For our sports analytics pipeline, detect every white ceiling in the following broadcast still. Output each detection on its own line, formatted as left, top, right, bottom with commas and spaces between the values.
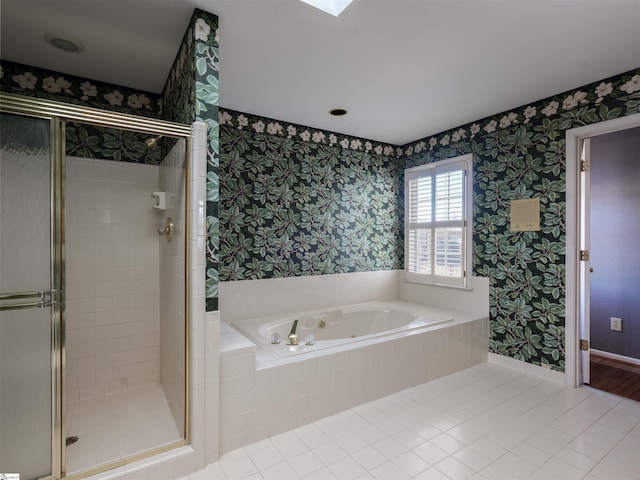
2, 0, 639, 145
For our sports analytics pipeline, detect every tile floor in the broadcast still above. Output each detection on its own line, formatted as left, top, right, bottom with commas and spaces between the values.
183, 363, 640, 480
66, 383, 182, 474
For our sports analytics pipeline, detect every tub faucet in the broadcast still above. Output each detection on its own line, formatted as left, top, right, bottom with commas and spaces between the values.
287, 319, 299, 345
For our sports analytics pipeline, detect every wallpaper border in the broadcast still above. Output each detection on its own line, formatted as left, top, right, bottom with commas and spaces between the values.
220, 108, 398, 155
401, 69, 640, 153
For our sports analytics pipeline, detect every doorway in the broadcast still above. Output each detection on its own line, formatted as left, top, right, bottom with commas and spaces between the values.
566, 113, 640, 391
584, 127, 640, 400
0, 94, 192, 479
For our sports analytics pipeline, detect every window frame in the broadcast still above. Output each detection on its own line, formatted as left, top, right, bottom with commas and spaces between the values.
404, 153, 473, 289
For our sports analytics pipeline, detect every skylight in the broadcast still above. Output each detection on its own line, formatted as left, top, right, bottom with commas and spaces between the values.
301, 0, 354, 17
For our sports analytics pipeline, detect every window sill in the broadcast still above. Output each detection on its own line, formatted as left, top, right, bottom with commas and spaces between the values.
401, 277, 474, 292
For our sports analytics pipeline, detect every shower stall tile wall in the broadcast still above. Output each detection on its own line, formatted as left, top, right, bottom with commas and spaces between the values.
65, 157, 162, 402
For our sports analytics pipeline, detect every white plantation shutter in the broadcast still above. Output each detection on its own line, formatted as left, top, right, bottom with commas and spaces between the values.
435, 170, 463, 221
408, 176, 432, 223
407, 228, 432, 274
405, 155, 472, 287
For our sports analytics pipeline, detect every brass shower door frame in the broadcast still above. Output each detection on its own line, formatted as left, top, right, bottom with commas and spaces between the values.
0, 92, 193, 480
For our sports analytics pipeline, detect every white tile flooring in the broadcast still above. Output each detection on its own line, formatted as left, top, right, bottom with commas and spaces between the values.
183, 363, 640, 480
66, 383, 182, 474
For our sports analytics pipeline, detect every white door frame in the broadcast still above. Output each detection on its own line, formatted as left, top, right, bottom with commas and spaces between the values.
578, 137, 591, 385
565, 112, 640, 388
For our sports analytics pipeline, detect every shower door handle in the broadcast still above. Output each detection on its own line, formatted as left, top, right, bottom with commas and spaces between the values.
0, 289, 59, 311
0, 291, 43, 301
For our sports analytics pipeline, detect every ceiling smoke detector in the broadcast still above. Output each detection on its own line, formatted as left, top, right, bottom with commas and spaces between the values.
44, 34, 84, 53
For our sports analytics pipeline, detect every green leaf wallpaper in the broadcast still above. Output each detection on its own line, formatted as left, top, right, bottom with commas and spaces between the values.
160, 8, 220, 310
219, 109, 404, 280
402, 68, 640, 371
65, 122, 162, 164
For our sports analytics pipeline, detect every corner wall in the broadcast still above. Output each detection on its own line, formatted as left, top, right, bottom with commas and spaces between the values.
401, 68, 640, 371
161, 9, 220, 312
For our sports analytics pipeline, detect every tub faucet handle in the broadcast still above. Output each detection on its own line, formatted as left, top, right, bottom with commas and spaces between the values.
287, 319, 299, 345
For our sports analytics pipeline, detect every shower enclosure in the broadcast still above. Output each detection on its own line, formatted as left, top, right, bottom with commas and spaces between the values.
0, 93, 192, 480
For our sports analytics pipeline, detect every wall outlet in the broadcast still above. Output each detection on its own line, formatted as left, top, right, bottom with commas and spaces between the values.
611, 317, 623, 332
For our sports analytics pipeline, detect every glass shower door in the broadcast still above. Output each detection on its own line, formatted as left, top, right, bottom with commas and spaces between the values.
0, 113, 59, 479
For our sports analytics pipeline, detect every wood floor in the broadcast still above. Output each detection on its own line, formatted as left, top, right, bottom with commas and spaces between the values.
589, 353, 640, 401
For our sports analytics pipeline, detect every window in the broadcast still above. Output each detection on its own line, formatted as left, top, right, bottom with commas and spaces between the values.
404, 154, 472, 288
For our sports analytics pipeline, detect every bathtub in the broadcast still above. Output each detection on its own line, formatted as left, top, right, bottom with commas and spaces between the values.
220, 299, 489, 453
231, 301, 454, 358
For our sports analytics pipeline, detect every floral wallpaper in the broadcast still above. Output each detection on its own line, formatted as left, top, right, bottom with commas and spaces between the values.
196, 13, 220, 311
219, 109, 403, 280
402, 68, 640, 371
1, 60, 161, 116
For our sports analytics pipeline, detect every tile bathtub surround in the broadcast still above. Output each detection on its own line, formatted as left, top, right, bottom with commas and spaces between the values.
65, 157, 162, 401
400, 276, 490, 317
182, 362, 640, 480
219, 316, 489, 455
218, 266, 490, 332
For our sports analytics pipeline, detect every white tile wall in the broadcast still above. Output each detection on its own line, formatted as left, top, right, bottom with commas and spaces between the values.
400, 276, 490, 317
220, 272, 490, 325
219, 270, 402, 324
66, 157, 161, 402
189, 121, 220, 469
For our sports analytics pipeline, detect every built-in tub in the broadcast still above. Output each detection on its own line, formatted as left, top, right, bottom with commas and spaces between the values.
220, 299, 489, 453
231, 301, 454, 358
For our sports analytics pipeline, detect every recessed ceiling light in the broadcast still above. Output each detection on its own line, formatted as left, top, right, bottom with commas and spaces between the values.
44, 33, 84, 53
301, 0, 354, 17
330, 108, 348, 116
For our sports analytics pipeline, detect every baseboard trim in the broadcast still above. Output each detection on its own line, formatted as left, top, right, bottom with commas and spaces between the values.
488, 353, 566, 385
590, 349, 640, 366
